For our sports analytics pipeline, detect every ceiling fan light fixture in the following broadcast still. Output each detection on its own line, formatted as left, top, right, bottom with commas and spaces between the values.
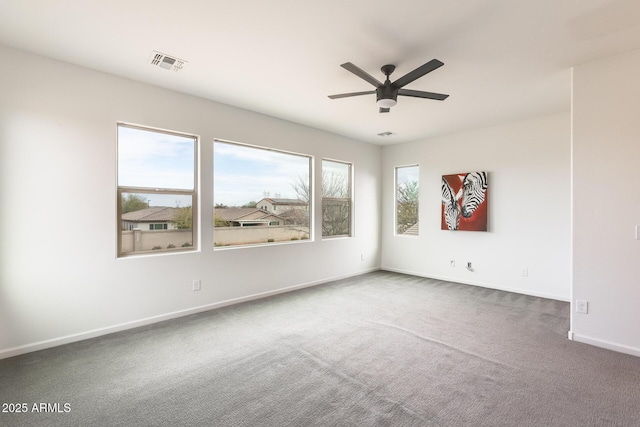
376, 98, 397, 109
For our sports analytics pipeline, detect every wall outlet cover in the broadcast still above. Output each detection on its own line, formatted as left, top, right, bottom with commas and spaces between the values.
575, 299, 588, 314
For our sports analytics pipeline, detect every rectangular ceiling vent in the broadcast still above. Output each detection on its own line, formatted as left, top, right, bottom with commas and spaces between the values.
149, 51, 187, 72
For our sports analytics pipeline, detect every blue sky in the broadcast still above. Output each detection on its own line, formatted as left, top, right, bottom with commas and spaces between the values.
396, 164, 419, 187
118, 126, 195, 207
119, 127, 337, 208
214, 141, 311, 207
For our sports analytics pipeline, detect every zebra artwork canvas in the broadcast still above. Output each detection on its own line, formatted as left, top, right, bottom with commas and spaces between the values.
441, 171, 488, 231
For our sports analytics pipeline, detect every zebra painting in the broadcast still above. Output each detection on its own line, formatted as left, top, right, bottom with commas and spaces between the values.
441, 171, 488, 231
441, 177, 462, 230
460, 172, 488, 218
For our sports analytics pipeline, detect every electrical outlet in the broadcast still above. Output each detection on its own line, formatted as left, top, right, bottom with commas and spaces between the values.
575, 299, 588, 314
522, 268, 528, 277
450, 260, 455, 267
466, 262, 473, 271
193, 280, 201, 291
361, 254, 364, 261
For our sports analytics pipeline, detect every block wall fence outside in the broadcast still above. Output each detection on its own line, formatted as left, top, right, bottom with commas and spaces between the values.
120, 226, 310, 254
121, 229, 193, 253
213, 226, 310, 247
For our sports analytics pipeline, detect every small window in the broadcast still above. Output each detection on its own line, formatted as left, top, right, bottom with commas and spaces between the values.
395, 165, 419, 236
322, 159, 352, 238
213, 139, 312, 247
117, 124, 197, 256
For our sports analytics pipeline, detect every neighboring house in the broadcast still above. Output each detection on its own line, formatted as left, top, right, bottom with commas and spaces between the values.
121, 206, 180, 231
215, 207, 284, 227
257, 198, 308, 214
403, 223, 419, 236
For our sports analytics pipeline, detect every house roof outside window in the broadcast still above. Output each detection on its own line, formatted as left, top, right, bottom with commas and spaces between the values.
403, 223, 419, 236
122, 206, 180, 223
215, 207, 284, 226
258, 198, 307, 207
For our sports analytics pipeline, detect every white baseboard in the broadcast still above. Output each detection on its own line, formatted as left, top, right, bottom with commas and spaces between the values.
569, 331, 640, 358
380, 266, 570, 302
0, 267, 379, 360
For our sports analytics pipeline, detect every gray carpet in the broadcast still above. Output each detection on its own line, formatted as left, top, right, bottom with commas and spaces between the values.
1, 271, 639, 426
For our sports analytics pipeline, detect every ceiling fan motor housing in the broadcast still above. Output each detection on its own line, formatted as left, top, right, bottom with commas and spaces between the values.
376, 85, 398, 108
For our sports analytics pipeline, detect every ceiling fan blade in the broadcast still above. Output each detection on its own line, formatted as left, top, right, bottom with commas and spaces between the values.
392, 59, 444, 89
328, 90, 375, 99
398, 88, 449, 101
340, 62, 383, 87
379, 107, 390, 113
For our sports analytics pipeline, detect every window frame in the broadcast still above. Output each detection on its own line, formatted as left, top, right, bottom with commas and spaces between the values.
321, 158, 353, 239
116, 122, 199, 257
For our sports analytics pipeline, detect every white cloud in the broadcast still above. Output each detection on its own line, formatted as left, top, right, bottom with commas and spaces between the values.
214, 141, 311, 206
118, 126, 195, 189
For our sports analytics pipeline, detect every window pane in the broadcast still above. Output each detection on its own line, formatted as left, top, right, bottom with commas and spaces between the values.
117, 123, 197, 257
120, 192, 194, 254
213, 140, 311, 247
322, 159, 352, 237
118, 125, 195, 190
396, 165, 419, 235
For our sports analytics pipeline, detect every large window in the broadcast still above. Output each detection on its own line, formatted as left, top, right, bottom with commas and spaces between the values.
395, 165, 419, 236
322, 159, 352, 238
117, 124, 197, 256
213, 139, 312, 247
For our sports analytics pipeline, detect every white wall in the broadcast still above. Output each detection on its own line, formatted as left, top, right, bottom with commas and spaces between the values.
571, 49, 640, 357
0, 45, 381, 358
381, 112, 571, 301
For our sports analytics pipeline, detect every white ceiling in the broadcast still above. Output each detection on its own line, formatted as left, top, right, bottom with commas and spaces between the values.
2, 0, 640, 145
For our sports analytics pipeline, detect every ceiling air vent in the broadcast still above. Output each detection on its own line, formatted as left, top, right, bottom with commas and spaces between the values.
149, 51, 187, 72
377, 131, 394, 137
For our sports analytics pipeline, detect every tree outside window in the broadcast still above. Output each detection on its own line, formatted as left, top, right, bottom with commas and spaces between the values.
321, 160, 352, 237
396, 165, 419, 235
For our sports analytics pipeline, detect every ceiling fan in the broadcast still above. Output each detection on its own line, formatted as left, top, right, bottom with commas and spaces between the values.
328, 59, 449, 113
